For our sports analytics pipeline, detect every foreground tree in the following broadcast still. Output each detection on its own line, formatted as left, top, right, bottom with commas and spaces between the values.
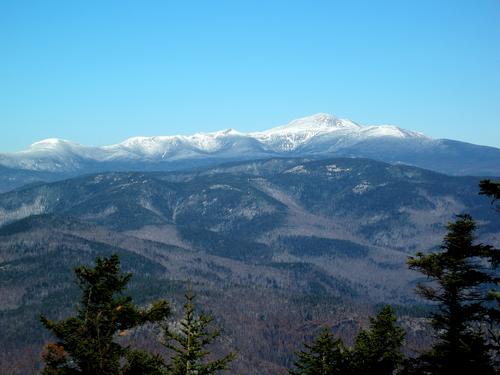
480, 179, 500, 367
407, 214, 499, 374
289, 328, 349, 375
480, 179, 500, 264
480, 179, 500, 211
40, 254, 170, 375
351, 305, 405, 375
121, 350, 166, 375
162, 289, 235, 375
289, 306, 404, 375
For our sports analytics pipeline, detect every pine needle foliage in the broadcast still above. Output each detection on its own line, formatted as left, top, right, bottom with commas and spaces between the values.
480, 179, 500, 211
289, 306, 405, 375
162, 288, 235, 375
351, 305, 405, 375
289, 328, 349, 375
40, 254, 170, 375
407, 214, 499, 374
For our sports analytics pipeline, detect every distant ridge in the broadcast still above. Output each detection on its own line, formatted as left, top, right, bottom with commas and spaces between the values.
0, 113, 499, 179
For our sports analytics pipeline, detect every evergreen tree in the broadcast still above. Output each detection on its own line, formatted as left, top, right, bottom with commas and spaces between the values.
351, 305, 405, 375
407, 214, 499, 374
288, 328, 349, 375
480, 179, 500, 367
479, 179, 500, 264
480, 179, 500, 211
122, 350, 167, 375
40, 254, 170, 375
162, 288, 235, 375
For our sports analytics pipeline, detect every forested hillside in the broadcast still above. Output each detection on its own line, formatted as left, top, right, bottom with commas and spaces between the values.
0, 158, 498, 373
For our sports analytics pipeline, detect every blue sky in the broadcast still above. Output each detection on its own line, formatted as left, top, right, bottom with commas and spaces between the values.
1, 0, 499, 152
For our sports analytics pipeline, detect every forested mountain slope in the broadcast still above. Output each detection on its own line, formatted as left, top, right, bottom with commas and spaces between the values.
0, 157, 498, 373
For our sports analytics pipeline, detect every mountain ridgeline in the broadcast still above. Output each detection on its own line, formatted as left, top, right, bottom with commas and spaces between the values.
1, 157, 499, 293
1, 113, 500, 192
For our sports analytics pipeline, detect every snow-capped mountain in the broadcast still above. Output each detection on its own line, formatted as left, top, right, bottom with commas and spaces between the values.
1, 113, 499, 180
250, 113, 426, 152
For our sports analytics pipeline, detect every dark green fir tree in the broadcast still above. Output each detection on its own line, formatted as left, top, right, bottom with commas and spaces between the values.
289, 328, 349, 375
480, 179, 500, 211
479, 179, 500, 367
40, 254, 170, 375
351, 305, 405, 375
162, 288, 235, 375
407, 214, 499, 374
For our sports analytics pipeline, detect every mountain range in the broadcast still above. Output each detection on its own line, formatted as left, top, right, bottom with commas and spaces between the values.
1, 114, 499, 373
1, 114, 500, 193
1, 157, 499, 373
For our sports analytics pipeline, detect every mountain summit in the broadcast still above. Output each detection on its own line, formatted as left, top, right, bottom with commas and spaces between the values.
260, 113, 361, 133
0, 113, 499, 179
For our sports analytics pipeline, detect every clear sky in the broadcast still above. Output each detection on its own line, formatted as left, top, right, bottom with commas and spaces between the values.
1, 0, 499, 152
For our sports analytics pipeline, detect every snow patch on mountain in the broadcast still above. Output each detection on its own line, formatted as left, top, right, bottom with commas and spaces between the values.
284, 165, 308, 174
326, 164, 351, 173
209, 184, 241, 191
0, 195, 47, 225
353, 182, 371, 194
359, 125, 427, 139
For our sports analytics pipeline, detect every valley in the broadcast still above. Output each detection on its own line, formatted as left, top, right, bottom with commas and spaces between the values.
0, 157, 498, 373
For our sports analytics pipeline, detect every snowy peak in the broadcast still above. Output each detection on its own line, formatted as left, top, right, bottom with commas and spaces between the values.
257, 113, 361, 136
279, 113, 341, 130
285, 113, 360, 130
249, 114, 365, 152
360, 125, 428, 139
112, 128, 247, 157
29, 138, 79, 150
0, 112, 446, 173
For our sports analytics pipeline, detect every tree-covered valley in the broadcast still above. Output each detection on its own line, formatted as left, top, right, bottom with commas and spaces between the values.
0, 157, 498, 374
